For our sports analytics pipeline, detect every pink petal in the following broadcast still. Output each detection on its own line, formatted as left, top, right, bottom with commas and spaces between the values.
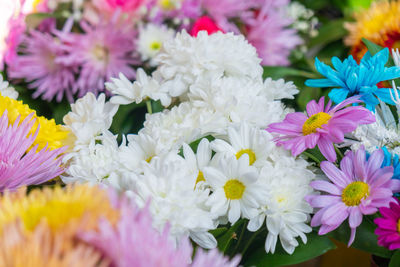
348, 227, 356, 246
310, 180, 342, 195
318, 137, 336, 162
308, 195, 341, 208
321, 202, 348, 226
340, 155, 354, 180
349, 207, 363, 228
365, 149, 384, 178
320, 161, 348, 188
306, 100, 322, 116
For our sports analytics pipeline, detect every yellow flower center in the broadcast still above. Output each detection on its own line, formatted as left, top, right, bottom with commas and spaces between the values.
397, 219, 400, 234
236, 149, 256, 165
302, 112, 332, 135
92, 45, 108, 63
150, 41, 162, 51
146, 156, 153, 163
223, 179, 245, 200
158, 0, 178, 10
342, 181, 369, 206
195, 170, 205, 185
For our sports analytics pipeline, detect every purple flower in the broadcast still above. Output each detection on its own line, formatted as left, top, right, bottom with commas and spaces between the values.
267, 96, 375, 162
7, 26, 77, 102
306, 147, 400, 246
80, 199, 240, 267
60, 19, 138, 98
0, 111, 66, 191
374, 200, 400, 250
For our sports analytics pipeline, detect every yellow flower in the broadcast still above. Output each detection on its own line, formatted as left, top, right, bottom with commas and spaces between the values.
0, 95, 70, 151
0, 184, 119, 235
0, 221, 107, 267
345, 1, 400, 61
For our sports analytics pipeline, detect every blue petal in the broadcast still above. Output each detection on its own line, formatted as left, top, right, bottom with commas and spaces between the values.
328, 88, 349, 104
374, 88, 396, 105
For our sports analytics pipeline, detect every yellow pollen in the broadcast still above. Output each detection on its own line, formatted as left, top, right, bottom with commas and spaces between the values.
223, 179, 245, 200
158, 0, 176, 10
342, 181, 369, 206
150, 41, 162, 51
397, 219, 400, 234
236, 149, 256, 165
146, 156, 154, 163
92, 45, 108, 63
195, 171, 205, 185
302, 112, 331, 135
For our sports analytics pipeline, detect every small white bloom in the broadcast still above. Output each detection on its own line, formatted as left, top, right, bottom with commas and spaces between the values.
263, 77, 298, 100
0, 74, 18, 99
106, 69, 171, 107
203, 155, 266, 224
137, 23, 175, 66
211, 122, 276, 168
248, 158, 315, 254
63, 93, 118, 146
133, 152, 217, 249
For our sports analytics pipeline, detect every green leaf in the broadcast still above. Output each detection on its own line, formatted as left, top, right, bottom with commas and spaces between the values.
362, 38, 395, 67
244, 231, 335, 267
329, 216, 393, 258
308, 19, 347, 48
263, 66, 318, 80
210, 227, 228, 239
217, 219, 246, 253
151, 100, 164, 113
389, 250, 400, 267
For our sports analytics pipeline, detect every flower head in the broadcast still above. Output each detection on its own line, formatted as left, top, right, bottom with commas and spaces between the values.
60, 19, 138, 97
306, 147, 400, 245
374, 200, 400, 250
305, 48, 400, 110
0, 111, 66, 191
7, 26, 77, 102
267, 96, 375, 162
190, 16, 223, 37
0, 74, 18, 99
0, 95, 70, 151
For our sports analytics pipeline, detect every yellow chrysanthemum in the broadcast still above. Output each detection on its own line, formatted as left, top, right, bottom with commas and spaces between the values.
0, 95, 70, 151
0, 184, 119, 235
0, 221, 107, 267
345, 0, 400, 61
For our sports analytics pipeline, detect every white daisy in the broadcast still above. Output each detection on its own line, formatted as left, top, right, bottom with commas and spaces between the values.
211, 122, 276, 168
0, 74, 18, 99
203, 155, 266, 224
105, 69, 171, 107
63, 92, 118, 146
133, 152, 217, 249
248, 158, 315, 254
137, 23, 175, 66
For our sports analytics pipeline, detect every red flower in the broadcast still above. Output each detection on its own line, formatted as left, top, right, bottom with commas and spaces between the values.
190, 16, 223, 37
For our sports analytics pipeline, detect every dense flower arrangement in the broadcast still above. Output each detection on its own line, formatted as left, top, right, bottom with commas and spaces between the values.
5, 0, 400, 266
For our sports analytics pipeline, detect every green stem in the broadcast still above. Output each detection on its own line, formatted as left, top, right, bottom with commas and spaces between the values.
334, 145, 344, 161
231, 221, 247, 256
302, 151, 321, 164
146, 100, 153, 114
241, 227, 266, 259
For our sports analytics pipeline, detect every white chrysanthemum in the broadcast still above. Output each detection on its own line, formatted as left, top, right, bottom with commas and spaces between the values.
248, 158, 315, 254
133, 153, 217, 249
106, 69, 171, 106
0, 74, 18, 99
263, 78, 298, 100
155, 30, 263, 97
188, 76, 287, 128
211, 123, 276, 168
63, 93, 118, 146
62, 131, 135, 191
137, 23, 175, 66
203, 155, 266, 224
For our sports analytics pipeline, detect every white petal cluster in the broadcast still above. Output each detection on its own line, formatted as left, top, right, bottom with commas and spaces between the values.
0, 74, 18, 99
64, 31, 316, 253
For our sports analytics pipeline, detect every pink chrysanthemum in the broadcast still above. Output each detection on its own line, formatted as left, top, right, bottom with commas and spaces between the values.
374, 200, 400, 250
60, 19, 138, 97
7, 26, 77, 102
190, 16, 223, 37
267, 96, 375, 162
306, 147, 400, 246
245, 1, 303, 66
0, 111, 66, 191
80, 199, 240, 267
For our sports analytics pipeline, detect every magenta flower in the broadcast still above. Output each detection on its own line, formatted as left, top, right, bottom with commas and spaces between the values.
80, 199, 240, 267
267, 96, 375, 162
7, 26, 77, 102
374, 200, 400, 250
306, 147, 400, 246
59, 19, 138, 97
0, 111, 66, 191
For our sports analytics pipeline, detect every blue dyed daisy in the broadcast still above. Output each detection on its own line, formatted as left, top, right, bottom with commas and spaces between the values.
381, 147, 400, 182
305, 48, 400, 110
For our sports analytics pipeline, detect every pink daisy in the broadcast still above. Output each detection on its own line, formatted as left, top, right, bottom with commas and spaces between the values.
80, 199, 240, 267
0, 111, 66, 191
306, 147, 400, 246
267, 96, 375, 162
60, 19, 138, 97
374, 200, 400, 250
7, 26, 77, 102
